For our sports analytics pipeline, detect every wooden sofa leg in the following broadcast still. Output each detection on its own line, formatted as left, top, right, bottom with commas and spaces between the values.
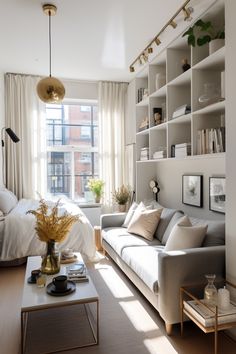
165, 323, 173, 335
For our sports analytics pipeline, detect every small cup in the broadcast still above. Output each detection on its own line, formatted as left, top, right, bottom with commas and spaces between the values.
31, 269, 41, 282
53, 275, 68, 292
63, 248, 74, 258
36, 274, 47, 288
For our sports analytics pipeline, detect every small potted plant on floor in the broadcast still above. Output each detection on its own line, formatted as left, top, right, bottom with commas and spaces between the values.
87, 178, 104, 203
182, 19, 225, 54
113, 185, 131, 212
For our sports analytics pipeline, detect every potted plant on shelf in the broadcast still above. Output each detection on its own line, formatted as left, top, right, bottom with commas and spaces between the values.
113, 185, 131, 212
87, 178, 104, 203
182, 19, 225, 54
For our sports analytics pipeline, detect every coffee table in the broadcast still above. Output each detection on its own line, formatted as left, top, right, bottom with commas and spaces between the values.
21, 254, 99, 354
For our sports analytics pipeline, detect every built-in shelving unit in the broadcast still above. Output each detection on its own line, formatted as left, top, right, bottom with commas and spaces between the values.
135, 2, 225, 164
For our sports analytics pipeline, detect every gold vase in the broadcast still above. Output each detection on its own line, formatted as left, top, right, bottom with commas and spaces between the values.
41, 240, 60, 275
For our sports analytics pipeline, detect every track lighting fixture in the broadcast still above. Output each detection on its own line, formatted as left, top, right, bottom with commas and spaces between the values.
129, 0, 193, 73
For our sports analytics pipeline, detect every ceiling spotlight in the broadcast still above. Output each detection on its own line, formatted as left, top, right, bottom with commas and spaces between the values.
130, 66, 135, 73
155, 37, 161, 45
148, 47, 153, 54
183, 6, 193, 21
37, 4, 65, 104
169, 20, 177, 29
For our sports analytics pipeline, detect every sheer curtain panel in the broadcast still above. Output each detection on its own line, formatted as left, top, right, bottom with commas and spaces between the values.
4, 73, 46, 199
98, 81, 128, 209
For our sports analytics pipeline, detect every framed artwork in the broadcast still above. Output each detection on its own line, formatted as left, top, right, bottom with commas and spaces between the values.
182, 175, 203, 207
209, 177, 226, 213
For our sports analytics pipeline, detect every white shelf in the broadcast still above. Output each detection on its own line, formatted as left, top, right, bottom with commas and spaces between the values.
193, 100, 225, 115
168, 113, 191, 124
136, 97, 149, 107
136, 129, 149, 136
193, 46, 225, 71
150, 122, 167, 131
150, 85, 167, 98
168, 69, 191, 87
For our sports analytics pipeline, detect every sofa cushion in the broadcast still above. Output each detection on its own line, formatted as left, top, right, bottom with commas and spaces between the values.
122, 202, 138, 227
164, 216, 208, 251
154, 208, 180, 242
127, 207, 162, 241
102, 227, 162, 257
189, 217, 225, 246
121, 245, 164, 293
161, 211, 185, 245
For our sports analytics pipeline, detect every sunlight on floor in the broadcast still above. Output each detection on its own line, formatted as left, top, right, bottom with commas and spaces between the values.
144, 337, 178, 354
96, 263, 134, 298
119, 299, 158, 332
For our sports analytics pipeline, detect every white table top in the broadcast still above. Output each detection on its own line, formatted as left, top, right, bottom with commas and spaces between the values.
21, 254, 99, 312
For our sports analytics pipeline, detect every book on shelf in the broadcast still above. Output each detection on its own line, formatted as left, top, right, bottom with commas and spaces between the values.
172, 104, 191, 119
197, 127, 225, 155
153, 150, 166, 159
174, 143, 191, 158
183, 300, 236, 327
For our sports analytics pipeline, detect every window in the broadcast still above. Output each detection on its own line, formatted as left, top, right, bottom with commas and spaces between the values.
46, 103, 98, 202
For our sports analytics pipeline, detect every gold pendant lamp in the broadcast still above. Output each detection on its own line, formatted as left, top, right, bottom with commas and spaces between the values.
37, 4, 65, 103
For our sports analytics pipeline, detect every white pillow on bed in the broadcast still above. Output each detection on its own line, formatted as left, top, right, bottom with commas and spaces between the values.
0, 189, 18, 214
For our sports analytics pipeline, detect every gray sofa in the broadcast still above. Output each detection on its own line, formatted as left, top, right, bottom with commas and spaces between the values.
101, 205, 225, 334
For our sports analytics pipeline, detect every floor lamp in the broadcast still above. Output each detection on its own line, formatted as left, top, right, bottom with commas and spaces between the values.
1, 127, 20, 186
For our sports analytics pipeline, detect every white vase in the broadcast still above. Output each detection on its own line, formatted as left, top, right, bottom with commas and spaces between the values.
209, 39, 225, 55
118, 204, 126, 212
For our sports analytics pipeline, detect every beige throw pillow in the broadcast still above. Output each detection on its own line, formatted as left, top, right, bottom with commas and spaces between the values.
127, 207, 163, 241
164, 215, 208, 251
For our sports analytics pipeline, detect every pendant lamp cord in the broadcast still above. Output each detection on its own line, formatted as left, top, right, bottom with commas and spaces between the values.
49, 10, 52, 77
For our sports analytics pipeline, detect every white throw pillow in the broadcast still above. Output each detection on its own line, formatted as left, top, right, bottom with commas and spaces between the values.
0, 189, 18, 214
127, 207, 163, 241
164, 215, 208, 251
122, 202, 138, 227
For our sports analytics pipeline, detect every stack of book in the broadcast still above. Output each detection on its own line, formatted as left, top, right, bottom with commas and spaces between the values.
197, 127, 225, 155
174, 143, 191, 158
153, 149, 166, 159
66, 262, 89, 282
140, 147, 149, 161
172, 104, 191, 119
137, 88, 145, 103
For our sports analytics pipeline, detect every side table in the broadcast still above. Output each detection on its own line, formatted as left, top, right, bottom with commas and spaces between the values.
180, 282, 236, 354
94, 226, 103, 252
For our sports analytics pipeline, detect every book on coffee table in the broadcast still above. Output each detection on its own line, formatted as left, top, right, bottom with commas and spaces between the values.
66, 262, 89, 282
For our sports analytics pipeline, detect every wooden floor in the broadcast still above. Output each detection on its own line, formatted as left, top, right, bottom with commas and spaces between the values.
0, 257, 236, 354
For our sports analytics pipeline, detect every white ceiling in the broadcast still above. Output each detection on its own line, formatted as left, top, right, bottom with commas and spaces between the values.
0, 0, 185, 82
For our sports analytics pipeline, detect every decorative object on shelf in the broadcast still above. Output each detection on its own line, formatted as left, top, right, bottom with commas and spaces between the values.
209, 177, 225, 214
149, 180, 160, 201
138, 88, 146, 103
87, 178, 105, 203
182, 175, 203, 207
182, 18, 225, 51
153, 147, 166, 160
139, 117, 149, 131
112, 185, 131, 212
155, 72, 166, 91
142, 88, 149, 100
140, 147, 149, 161
181, 58, 191, 72
204, 274, 218, 306
27, 199, 79, 275
175, 142, 191, 158
129, 0, 194, 72
218, 286, 230, 311
198, 83, 221, 108
153, 108, 162, 125
172, 104, 191, 119
37, 4, 65, 103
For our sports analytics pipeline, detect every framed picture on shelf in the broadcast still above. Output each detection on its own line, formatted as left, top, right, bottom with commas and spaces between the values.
209, 177, 226, 213
182, 175, 203, 207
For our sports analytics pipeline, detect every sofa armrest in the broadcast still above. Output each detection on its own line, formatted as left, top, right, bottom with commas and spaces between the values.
101, 213, 126, 229
158, 245, 225, 325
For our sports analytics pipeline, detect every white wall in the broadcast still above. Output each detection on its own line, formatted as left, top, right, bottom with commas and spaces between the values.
225, 0, 236, 338
136, 157, 225, 220
0, 71, 5, 187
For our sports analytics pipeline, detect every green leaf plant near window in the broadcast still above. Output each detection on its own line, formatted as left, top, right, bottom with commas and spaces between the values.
112, 185, 131, 212
182, 19, 225, 47
87, 179, 104, 203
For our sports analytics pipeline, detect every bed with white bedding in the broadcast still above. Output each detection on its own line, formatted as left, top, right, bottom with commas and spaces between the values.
0, 194, 97, 263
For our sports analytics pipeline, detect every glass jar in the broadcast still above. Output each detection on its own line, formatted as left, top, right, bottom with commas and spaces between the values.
41, 240, 60, 275
204, 274, 218, 306
198, 83, 220, 108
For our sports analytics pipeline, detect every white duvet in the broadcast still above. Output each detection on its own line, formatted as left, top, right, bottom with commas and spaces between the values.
0, 199, 97, 261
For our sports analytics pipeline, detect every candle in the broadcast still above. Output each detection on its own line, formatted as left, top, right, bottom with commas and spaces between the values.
218, 286, 230, 310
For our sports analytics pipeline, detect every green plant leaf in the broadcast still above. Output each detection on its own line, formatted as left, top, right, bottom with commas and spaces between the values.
182, 27, 194, 37
188, 34, 195, 47
197, 35, 211, 46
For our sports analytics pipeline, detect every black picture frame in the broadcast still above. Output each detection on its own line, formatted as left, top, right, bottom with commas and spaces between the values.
209, 177, 226, 214
182, 175, 203, 207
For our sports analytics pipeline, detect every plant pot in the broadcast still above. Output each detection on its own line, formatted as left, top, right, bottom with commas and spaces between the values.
95, 196, 101, 203
118, 204, 126, 212
209, 39, 225, 55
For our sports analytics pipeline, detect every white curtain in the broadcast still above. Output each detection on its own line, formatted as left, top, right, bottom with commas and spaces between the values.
98, 81, 128, 208
4, 73, 46, 199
